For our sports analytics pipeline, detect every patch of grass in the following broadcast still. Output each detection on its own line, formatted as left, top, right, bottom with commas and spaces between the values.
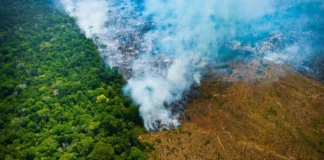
273, 104, 281, 109
274, 120, 280, 126
178, 126, 183, 133
155, 138, 161, 144
284, 113, 289, 122
274, 90, 281, 97
205, 139, 211, 146
217, 151, 223, 160
204, 93, 213, 99
267, 107, 277, 116
296, 126, 317, 149
144, 142, 155, 152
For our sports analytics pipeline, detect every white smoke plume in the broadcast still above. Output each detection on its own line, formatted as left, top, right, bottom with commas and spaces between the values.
59, 0, 324, 130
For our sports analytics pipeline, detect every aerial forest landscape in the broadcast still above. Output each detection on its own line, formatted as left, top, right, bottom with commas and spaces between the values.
0, 0, 323, 159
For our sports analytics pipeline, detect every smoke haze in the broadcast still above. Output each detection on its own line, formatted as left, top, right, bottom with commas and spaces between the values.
59, 0, 324, 131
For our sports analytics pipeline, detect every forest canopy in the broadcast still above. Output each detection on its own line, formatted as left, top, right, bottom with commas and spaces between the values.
0, 0, 147, 159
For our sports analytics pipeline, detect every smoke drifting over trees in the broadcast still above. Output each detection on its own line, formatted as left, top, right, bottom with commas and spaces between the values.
59, 0, 324, 131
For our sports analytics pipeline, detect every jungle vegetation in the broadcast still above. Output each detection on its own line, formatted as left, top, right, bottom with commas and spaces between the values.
0, 0, 147, 159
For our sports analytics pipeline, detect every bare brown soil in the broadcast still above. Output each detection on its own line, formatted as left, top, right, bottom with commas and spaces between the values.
140, 72, 324, 160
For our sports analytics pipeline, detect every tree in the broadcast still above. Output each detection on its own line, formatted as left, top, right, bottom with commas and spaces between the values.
89, 141, 115, 160
74, 137, 94, 156
128, 147, 146, 160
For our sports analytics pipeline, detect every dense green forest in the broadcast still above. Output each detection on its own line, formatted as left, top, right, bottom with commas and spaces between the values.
0, 0, 147, 159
